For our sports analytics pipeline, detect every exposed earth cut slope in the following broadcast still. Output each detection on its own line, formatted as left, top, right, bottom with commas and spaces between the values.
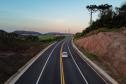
75, 29, 126, 76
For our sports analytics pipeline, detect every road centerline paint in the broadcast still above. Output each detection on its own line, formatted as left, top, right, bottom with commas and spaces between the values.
60, 42, 65, 84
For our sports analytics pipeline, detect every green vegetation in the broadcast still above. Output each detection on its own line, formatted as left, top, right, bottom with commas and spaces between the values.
0, 30, 65, 47
39, 35, 54, 40
25, 36, 39, 41
121, 76, 126, 84
0, 30, 65, 83
76, 45, 98, 61
0, 38, 49, 83
84, 52, 97, 61
39, 35, 65, 42
75, 2, 126, 38
0, 30, 48, 83
74, 28, 122, 39
39, 35, 55, 42
0, 30, 65, 50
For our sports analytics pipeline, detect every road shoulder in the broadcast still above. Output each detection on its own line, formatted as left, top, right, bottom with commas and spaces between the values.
72, 40, 119, 84
4, 42, 56, 84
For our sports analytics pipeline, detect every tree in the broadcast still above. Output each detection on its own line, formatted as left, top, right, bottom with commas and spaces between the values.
114, 3, 126, 27
86, 5, 97, 25
97, 4, 112, 16
82, 3, 126, 37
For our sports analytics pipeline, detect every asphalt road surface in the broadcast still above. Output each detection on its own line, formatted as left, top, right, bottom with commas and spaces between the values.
15, 37, 107, 84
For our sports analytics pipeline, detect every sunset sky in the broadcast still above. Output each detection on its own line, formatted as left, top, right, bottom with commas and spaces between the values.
0, 0, 125, 33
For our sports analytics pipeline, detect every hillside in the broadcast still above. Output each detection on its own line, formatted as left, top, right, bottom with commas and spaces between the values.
75, 28, 126, 84
45, 32, 71, 36
14, 30, 42, 36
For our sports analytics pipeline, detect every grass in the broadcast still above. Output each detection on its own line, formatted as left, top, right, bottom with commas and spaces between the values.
39, 35, 55, 41
74, 27, 123, 39
85, 28, 119, 37
74, 27, 126, 84
0, 34, 65, 83
84, 51, 98, 60
92, 27, 122, 33
77, 46, 98, 61
75, 43, 126, 84
38, 35, 65, 42
121, 76, 126, 84
0, 38, 49, 83
38, 35, 56, 42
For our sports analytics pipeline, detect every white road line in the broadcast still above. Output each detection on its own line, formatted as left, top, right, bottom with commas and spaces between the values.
4, 42, 57, 84
35, 41, 62, 84
79, 55, 108, 84
75, 49, 108, 84
68, 45, 89, 84
71, 40, 109, 84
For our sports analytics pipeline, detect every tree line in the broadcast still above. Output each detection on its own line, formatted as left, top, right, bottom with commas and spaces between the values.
77, 3, 126, 37
0, 30, 39, 44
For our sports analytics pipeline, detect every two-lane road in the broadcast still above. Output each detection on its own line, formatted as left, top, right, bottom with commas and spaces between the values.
14, 37, 107, 84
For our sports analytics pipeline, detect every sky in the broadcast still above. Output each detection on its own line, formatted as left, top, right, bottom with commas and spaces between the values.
0, 0, 125, 33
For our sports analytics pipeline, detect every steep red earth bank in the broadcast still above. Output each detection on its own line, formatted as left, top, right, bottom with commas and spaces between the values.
75, 29, 126, 77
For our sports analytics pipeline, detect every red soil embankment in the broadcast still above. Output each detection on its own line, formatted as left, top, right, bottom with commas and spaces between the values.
75, 30, 126, 76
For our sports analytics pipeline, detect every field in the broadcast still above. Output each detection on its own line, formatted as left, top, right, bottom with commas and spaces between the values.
39, 35, 65, 42
39, 35, 55, 41
0, 37, 50, 83
0, 31, 65, 83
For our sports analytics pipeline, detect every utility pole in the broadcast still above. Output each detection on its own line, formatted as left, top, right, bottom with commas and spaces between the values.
68, 28, 69, 33
65, 29, 66, 33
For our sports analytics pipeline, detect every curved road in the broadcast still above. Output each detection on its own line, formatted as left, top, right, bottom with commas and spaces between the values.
14, 37, 107, 84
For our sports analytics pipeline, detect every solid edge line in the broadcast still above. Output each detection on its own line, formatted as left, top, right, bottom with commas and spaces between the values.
72, 39, 119, 84
60, 42, 65, 84
67, 44, 89, 84
35, 41, 62, 84
4, 42, 57, 84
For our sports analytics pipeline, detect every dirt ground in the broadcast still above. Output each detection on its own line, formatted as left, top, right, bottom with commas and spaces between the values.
0, 41, 49, 83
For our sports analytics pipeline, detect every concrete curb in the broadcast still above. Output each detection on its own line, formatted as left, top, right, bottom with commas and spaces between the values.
4, 42, 56, 84
72, 40, 119, 84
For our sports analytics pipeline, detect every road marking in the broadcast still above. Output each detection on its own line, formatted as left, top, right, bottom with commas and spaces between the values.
71, 40, 108, 84
68, 45, 89, 84
5, 42, 57, 84
79, 55, 108, 84
60, 42, 65, 84
35, 41, 62, 84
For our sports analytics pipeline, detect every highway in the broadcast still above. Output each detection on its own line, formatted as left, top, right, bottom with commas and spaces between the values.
15, 37, 107, 84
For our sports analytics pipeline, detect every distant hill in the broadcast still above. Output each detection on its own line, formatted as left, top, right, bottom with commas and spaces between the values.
14, 30, 42, 36
0, 30, 7, 34
45, 32, 71, 36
